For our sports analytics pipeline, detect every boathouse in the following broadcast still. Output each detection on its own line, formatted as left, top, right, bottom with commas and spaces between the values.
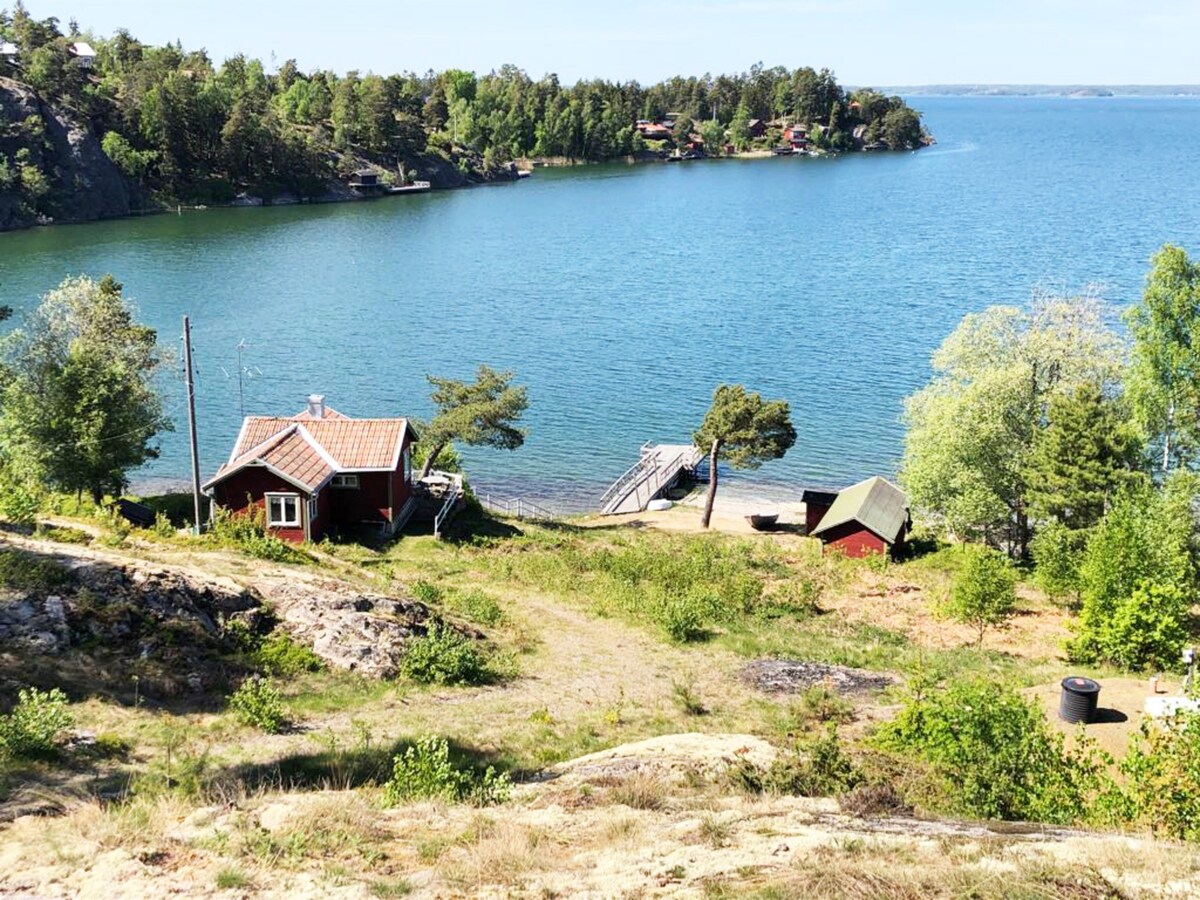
203, 395, 416, 543
348, 169, 381, 191
810, 476, 909, 558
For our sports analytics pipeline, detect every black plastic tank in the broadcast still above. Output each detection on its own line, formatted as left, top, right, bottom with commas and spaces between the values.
1059, 676, 1100, 724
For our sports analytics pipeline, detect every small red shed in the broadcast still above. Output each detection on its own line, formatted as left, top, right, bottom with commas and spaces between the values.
810, 476, 909, 558
203, 395, 417, 543
800, 488, 839, 535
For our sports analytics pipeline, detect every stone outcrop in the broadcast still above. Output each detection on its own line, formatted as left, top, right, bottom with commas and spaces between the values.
0, 76, 132, 231
0, 542, 449, 698
253, 581, 439, 679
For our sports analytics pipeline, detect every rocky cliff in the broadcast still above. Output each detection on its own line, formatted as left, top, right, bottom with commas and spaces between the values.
0, 76, 132, 231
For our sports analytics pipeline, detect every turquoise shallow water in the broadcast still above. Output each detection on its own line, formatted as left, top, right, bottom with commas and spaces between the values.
1, 96, 1199, 510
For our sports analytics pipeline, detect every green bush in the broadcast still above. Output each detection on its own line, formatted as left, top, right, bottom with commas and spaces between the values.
1030, 519, 1085, 606
400, 624, 490, 685
729, 727, 861, 797
382, 735, 510, 806
227, 676, 287, 733
410, 580, 444, 605
943, 545, 1016, 647
255, 632, 325, 675
0, 687, 73, 759
210, 506, 310, 564
874, 678, 1105, 824
1097, 582, 1191, 672
0, 470, 42, 527
657, 595, 708, 642
1109, 710, 1200, 841
0, 548, 71, 590
448, 589, 504, 626
1071, 478, 1197, 667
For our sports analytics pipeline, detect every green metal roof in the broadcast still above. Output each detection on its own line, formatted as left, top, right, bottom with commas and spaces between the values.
811, 476, 908, 543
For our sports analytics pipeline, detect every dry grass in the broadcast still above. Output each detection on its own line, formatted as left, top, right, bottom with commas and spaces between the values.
436, 818, 558, 892
602, 771, 672, 811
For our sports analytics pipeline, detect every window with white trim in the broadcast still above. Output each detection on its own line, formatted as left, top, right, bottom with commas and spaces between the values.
308, 493, 319, 523
266, 493, 300, 527
402, 447, 411, 482
331, 474, 360, 489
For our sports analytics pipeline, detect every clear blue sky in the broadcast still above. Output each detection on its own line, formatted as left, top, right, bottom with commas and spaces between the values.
25, 0, 1199, 85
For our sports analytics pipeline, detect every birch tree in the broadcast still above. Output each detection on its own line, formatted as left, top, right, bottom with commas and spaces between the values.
1126, 244, 1200, 473
902, 295, 1124, 556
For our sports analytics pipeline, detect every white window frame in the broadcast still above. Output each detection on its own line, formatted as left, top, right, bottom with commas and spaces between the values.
332, 473, 360, 489
265, 492, 301, 527
402, 447, 411, 482
308, 493, 319, 523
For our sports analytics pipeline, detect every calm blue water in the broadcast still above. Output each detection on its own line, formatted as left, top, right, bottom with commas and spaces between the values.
1, 97, 1199, 510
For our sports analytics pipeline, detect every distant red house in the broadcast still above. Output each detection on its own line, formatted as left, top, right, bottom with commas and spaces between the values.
203, 395, 416, 543
784, 125, 809, 149
636, 121, 673, 141
810, 476, 909, 558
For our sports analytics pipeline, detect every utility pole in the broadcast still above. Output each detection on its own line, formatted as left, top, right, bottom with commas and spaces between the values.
183, 315, 203, 535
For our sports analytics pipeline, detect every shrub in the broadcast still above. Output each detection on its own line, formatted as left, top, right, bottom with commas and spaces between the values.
874, 678, 1106, 824
1071, 477, 1197, 666
255, 631, 325, 675
1030, 519, 1085, 606
382, 735, 510, 806
0, 466, 42, 527
672, 677, 707, 716
0, 548, 71, 590
657, 595, 708, 642
410, 580, 443, 605
448, 589, 504, 626
943, 545, 1016, 646
210, 505, 309, 564
729, 727, 862, 798
1098, 582, 1191, 672
758, 578, 822, 619
227, 676, 286, 733
400, 623, 489, 685
0, 687, 73, 759
1111, 710, 1200, 841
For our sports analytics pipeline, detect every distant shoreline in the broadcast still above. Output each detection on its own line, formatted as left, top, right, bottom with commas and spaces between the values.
875, 84, 1200, 98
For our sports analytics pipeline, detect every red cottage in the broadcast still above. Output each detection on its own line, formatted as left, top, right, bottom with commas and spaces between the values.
810, 476, 909, 558
203, 395, 417, 543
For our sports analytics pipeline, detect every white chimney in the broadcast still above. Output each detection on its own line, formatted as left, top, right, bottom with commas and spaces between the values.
307, 394, 326, 419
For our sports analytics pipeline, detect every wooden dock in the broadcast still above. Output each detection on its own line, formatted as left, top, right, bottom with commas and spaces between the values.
599, 443, 703, 515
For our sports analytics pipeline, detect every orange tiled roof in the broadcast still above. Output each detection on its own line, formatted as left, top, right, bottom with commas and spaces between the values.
204, 406, 410, 493
292, 405, 349, 421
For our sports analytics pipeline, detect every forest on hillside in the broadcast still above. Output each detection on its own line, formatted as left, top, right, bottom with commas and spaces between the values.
0, 3, 926, 219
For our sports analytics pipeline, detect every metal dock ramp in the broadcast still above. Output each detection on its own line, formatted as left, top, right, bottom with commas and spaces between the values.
599, 443, 703, 515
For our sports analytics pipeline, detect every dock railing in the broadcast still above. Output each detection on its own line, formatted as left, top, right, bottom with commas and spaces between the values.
480, 494, 557, 521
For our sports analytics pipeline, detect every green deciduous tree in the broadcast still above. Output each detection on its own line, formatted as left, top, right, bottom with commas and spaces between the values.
945, 545, 1017, 646
0, 275, 172, 504
1126, 244, 1200, 473
902, 296, 1124, 556
698, 118, 725, 154
418, 365, 528, 479
693, 384, 796, 529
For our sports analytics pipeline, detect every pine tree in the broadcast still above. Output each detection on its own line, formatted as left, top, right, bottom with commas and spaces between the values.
1025, 382, 1143, 531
